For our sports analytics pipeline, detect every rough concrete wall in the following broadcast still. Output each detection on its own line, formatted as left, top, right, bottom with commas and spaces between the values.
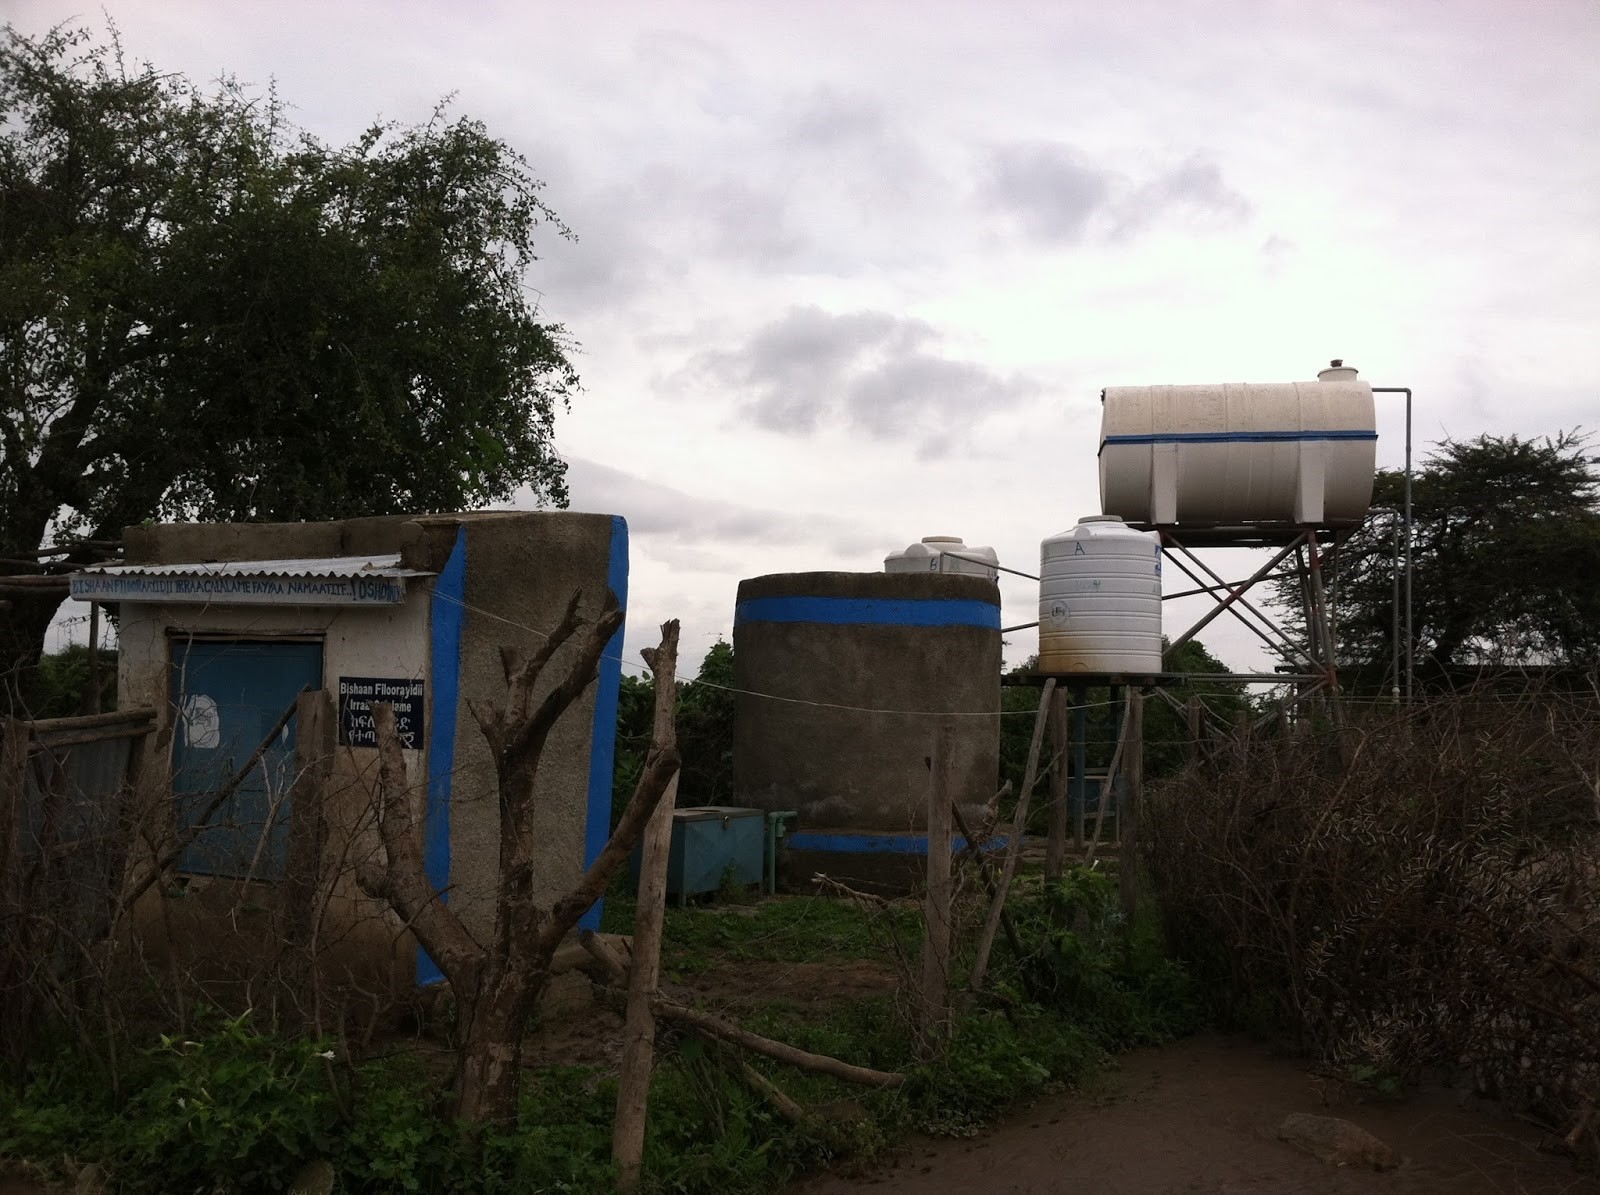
123, 515, 432, 567
440, 512, 619, 944
732, 571, 1001, 833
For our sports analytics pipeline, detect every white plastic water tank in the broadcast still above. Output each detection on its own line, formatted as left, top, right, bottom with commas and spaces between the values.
1038, 517, 1163, 674
884, 536, 1000, 580
1098, 361, 1377, 528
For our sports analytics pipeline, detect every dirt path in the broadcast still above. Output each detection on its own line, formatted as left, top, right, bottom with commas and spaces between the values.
793, 1035, 1597, 1195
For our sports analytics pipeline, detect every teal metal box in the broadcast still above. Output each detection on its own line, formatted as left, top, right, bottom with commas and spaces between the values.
631, 806, 765, 904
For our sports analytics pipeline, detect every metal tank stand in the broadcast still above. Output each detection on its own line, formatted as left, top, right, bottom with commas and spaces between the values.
1151, 524, 1345, 728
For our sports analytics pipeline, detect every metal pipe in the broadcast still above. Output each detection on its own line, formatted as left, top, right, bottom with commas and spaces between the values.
1373, 387, 1413, 698
936, 550, 1039, 581
1000, 621, 1040, 634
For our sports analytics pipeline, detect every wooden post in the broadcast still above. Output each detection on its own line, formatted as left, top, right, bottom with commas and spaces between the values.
1044, 688, 1068, 880
1185, 696, 1203, 765
0, 720, 31, 906
969, 680, 1053, 995
87, 602, 101, 714
1119, 688, 1144, 931
285, 689, 334, 949
918, 724, 955, 1052
613, 621, 682, 1193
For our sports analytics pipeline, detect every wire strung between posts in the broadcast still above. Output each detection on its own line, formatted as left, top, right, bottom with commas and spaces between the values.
430, 590, 1124, 719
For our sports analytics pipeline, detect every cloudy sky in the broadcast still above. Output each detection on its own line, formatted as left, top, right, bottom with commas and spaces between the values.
22, 0, 1600, 675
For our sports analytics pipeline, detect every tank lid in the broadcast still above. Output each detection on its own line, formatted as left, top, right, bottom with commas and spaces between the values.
920, 535, 963, 543
1076, 514, 1123, 524
1317, 359, 1359, 382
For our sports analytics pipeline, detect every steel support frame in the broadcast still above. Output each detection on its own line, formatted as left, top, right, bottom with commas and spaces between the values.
1158, 526, 1343, 726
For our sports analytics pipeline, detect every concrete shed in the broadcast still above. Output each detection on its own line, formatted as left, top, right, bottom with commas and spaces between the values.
70, 511, 627, 997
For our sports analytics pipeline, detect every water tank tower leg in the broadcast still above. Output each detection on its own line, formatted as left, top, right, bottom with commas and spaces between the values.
1045, 689, 1069, 880
1070, 687, 1089, 849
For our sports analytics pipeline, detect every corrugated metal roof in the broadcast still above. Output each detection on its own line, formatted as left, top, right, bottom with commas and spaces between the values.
81, 554, 432, 578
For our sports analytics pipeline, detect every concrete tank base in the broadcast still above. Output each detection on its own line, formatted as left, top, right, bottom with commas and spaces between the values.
733, 570, 1002, 888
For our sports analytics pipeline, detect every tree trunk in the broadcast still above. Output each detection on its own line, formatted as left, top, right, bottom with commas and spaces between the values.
0, 591, 65, 716
454, 963, 545, 1126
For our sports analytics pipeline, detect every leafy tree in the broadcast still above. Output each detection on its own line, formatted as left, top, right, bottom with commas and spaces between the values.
1326, 432, 1600, 685
675, 638, 735, 805
0, 24, 578, 706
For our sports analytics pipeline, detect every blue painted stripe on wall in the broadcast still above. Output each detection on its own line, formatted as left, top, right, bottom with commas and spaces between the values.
786, 831, 1009, 855
579, 516, 630, 933
1101, 429, 1378, 448
419, 526, 468, 987
734, 596, 1001, 630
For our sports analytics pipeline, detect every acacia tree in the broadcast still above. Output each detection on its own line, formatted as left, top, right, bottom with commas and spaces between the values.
1326, 432, 1600, 685
0, 24, 577, 705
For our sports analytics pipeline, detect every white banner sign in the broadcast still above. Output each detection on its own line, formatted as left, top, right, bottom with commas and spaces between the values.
70, 571, 407, 606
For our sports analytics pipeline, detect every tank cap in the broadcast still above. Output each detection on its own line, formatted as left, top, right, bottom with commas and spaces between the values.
920, 535, 963, 543
1317, 360, 1359, 382
1077, 514, 1123, 523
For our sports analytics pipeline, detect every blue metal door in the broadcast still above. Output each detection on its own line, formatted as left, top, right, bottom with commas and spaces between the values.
170, 640, 323, 879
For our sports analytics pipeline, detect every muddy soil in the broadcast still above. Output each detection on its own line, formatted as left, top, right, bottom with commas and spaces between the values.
793, 1035, 1597, 1195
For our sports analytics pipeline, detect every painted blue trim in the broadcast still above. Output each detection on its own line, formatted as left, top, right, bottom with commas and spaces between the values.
734, 596, 1000, 631
786, 832, 1008, 855
579, 516, 629, 933
1101, 429, 1378, 448
419, 527, 467, 987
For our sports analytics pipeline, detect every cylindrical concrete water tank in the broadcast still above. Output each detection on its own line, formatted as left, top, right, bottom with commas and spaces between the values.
1038, 516, 1163, 674
733, 571, 1001, 834
884, 535, 1000, 580
1099, 362, 1377, 527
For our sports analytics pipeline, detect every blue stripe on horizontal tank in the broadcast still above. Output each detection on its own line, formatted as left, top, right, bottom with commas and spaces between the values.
1100, 429, 1379, 450
786, 832, 1009, 855
734, 596, 1001, 630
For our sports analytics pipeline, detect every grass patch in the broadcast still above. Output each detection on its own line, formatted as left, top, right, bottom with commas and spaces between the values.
4, 870, 1203, 1193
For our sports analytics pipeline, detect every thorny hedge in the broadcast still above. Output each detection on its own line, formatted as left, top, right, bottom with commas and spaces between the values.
1145, 681, 1600, 1165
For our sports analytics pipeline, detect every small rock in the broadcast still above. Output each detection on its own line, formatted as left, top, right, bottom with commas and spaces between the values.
1277, 1112, 1400, 1170
288, 1158, 336, 1195
74, 1162, 110, 1195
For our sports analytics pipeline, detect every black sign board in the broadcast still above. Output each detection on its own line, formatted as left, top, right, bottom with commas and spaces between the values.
338, 676, 425, 749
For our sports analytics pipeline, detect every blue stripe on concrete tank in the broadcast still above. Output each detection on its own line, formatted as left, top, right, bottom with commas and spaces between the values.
579, 515, 629, 933
420, 525, 467, 987
734, 595, 1001, 631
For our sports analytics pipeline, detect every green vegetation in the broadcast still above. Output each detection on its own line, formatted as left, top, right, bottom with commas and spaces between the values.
1, 22, 577, 705
1306, 431, 1600, 685
614, 639, 737, 813
22, 643, 118, 719
3, 873, 1201, 1193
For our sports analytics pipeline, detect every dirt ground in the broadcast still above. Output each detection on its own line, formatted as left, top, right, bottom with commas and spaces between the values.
792, 1035, 1598, 1195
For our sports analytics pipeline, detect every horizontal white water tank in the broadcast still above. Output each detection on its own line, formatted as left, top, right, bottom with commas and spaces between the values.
884, 536, 1000, 580
1038, 517, 1163, 674
1099, 361, 1377, 528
